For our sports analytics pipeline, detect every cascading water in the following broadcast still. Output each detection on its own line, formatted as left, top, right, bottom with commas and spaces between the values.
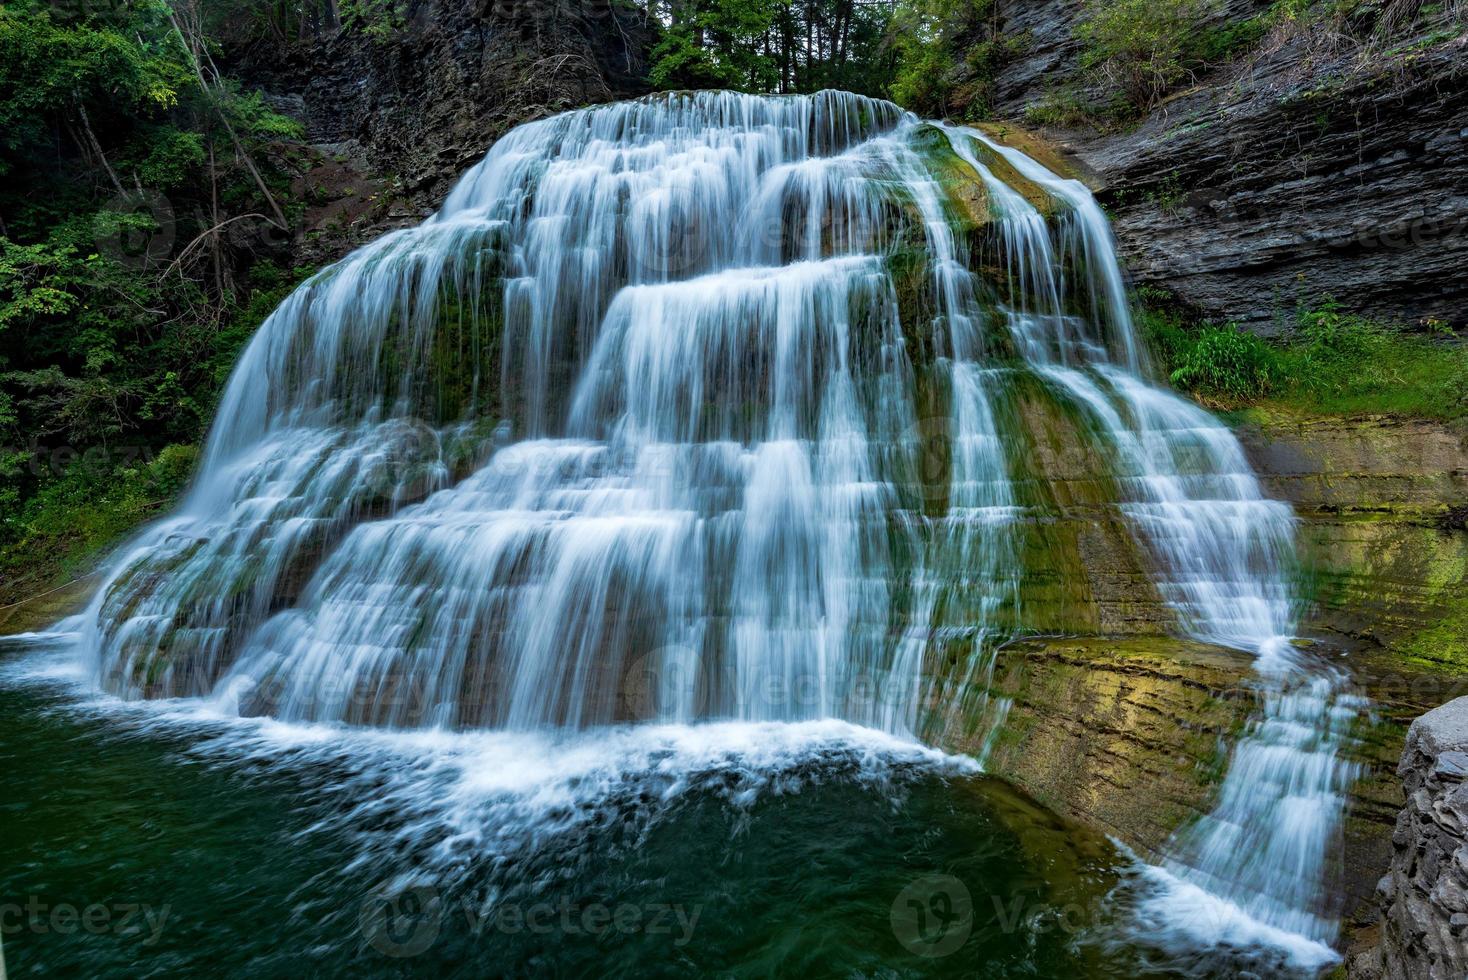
946, 123, 1363, 965
75, 90, 1359, 970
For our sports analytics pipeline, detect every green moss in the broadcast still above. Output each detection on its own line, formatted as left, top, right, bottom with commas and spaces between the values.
1298, 510, 1468, 676
954, 636, 1258, 859
1400, 602, 1468, 674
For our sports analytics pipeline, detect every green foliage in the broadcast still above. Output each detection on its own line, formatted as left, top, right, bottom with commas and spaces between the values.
1143, 294, 1468, 420
0, 0, 314, 594
0, 2, 193, 175
1168, 325, 1278, 399
0, 239, 79, 330
649, 0, 782, 90
646, 0, 911, 97
1275, 301, 1468, 419
337, 0, 406, 42
1190, 13, 1272, 62
0, 442, 199, 603
640, 0, 1027, 111
887, 0, 1027, 118
887, 0, 966, 113
1076, 0, 1219, 110
1071, 0, 1467, 118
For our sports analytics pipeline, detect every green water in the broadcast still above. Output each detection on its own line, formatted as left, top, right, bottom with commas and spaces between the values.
1, 638, 1199, 978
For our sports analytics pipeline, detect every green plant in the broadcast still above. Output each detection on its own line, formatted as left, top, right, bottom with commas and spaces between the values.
1144, 291, 1468, 421
1076, 0, 1219, 109
338, 0, 406, 42
0, 442, 200, 604
647, 0, 899, 96
0, 0, 318, 601
1023, 87, 1098, 127
887, 0, 1019, 117
1168, 324, 1278, 400
1145, 170, 1188, 214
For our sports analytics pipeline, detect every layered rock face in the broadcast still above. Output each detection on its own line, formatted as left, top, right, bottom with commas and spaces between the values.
959, 412, 1468, 925
1086, 44, 1468, 333
947, 636, 1260, 855
1350, 697, 1468, 980
224, 0, 652, 265
1239, 415, 1468, 675
986, 2, 1468, 331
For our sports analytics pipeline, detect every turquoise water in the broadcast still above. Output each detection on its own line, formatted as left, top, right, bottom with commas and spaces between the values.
0, 635, 1224, 979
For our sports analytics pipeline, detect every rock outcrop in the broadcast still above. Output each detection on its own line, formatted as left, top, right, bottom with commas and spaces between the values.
1238, 413, 1468, 674
949, 636, 1261, 854
1086, 43, 1468, 333
1350, 696, 1468, 980
983, 2, 1468, 331
223, 0, 652, 265
276, 0, 650, 200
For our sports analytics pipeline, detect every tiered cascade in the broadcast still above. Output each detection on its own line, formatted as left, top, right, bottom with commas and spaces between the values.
80, 91, 1357, 958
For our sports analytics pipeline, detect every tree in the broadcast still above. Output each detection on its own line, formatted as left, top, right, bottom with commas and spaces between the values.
644, 0, 900, 95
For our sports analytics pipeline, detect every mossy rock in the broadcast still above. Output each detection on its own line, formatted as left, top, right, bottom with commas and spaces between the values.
973, 121, 1096, 191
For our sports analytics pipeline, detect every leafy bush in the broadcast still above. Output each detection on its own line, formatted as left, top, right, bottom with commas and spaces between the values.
1076, 0, 1219, 109
1278, 300, 1468, 418
1168, 324, 1278, 400
0, 0, 314, 594
0, 442, 199, 604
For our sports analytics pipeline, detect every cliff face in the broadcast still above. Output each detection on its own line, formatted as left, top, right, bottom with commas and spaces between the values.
277, 1, 650, 199
1349, 697, 1468, 980
986, 3, 1468, 332
223, 0, 652, 266
234, 2, 1467, 334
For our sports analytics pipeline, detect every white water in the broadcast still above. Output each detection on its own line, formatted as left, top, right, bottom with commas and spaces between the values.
73, 91, 1360, 970
4, 629, 975, 900
951, 123, 1363, 962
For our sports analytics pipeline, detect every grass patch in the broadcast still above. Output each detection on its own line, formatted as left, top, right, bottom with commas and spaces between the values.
1139, 293, 1468, 421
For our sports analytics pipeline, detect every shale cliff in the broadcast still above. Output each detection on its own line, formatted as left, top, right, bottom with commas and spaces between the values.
982, 0, 1468, 333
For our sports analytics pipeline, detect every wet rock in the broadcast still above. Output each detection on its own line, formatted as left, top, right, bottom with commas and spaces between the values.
939, 635, 1262, 857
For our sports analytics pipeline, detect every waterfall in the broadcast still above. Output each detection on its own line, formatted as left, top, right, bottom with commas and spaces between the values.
78, 90, 1357, 966
949, 123, 1362, 963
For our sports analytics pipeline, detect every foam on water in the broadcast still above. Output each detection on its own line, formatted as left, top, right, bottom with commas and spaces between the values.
4, 636, 975, 894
